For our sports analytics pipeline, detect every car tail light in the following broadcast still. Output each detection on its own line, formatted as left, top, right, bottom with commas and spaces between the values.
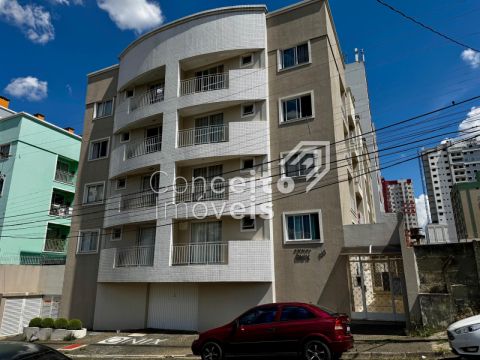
335, 319, 345, 334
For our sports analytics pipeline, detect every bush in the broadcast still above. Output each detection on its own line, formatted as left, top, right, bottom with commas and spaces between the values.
54, 318, 69, 329
29, 317, 42, 327
67, 319, 82, 330
41, 318, 55, 328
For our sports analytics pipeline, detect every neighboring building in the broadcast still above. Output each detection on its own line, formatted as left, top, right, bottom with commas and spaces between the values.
0, 100, 81, 264
382, 178, 418, 229
345, 49, 385, 221
0, 96, 15, 119
424, 224, 450, 244
62, 0, 405, 331
451, 172, 480, 241
421, 139, 480, 242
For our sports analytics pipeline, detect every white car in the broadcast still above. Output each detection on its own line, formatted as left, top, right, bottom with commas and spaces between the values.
447, 315, 480, 358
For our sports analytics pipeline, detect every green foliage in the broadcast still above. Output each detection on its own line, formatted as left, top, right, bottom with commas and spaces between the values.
67, 319, 82, 330
28, 317, 42, 327
40, 318, 55, 328
54, 318, 69, 329
64, 333, 76, 341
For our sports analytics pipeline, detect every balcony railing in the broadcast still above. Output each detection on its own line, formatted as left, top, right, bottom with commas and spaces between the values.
180, 73, 228, 96
130, 87, 165, 112
115, 245, 155, 267
172, 242, 228, 265
175, 181, 228, 203
44, 238, 68, 253
122, 190, 157, 210
49, 204, 73, 217
178, 125, 228, 147
126, 135, 162, 159
54, 169, 75, 184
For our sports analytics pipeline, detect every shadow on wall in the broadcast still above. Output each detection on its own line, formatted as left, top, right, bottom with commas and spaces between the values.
317, 255, 350, 315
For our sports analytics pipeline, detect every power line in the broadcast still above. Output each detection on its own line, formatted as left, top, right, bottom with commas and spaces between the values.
376, 0, 480, 53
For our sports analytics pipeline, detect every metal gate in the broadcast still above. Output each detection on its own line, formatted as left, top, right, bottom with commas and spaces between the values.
348, 255, 406, 322
0, 297, 43, 336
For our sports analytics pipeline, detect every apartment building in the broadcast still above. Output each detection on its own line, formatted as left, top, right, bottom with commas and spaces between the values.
0, 98, 81, 264
421, 139, 480, 242
345, 50, 385, 221
451, 172, 480, 241
382, 178, 418, 229
62, 0, 406, 331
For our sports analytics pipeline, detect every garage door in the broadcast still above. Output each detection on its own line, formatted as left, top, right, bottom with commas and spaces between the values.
147, 284, 198, 331
0, 297, 42, 336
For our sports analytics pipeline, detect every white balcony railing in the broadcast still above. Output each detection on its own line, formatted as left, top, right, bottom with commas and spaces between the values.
175, 181, 228, 203
125, 135, 162, 159
115, 245, 155, 267
129, 87, 165, 112
172, 242, 228, 265
49, 204, 73, 217
54, 169, 75, 184
178, 125, 228, 147
180, 73, 228, 96
44, 238, 68, 253
122, 190, 157, 210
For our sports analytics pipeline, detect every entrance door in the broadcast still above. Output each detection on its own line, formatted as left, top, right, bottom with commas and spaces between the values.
348, 255, 405, 322
145, 127, 162, 154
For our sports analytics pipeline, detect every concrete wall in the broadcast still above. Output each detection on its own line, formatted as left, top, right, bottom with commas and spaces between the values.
0, 265, 64, 296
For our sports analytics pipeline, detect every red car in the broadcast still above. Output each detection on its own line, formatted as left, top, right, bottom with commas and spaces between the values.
192, 302, 353, 360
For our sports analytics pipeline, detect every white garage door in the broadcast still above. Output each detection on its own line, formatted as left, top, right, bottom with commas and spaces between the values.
147, 284, 198, 331
0, 297, 42, 336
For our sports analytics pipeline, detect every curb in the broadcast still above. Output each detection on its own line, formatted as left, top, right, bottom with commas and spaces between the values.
342, 351, 448, 359
68, 356, 198, 359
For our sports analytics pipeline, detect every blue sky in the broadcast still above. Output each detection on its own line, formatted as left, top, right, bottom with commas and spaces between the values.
1, 0, 479, 210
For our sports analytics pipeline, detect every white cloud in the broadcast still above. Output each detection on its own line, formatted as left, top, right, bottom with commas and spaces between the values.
66, 84, 72, 96
97, 0, 164, 34
458, 106, 480, 138
415, 194, 430, 229
4, 77, 48, 101
461, 49, 480, 69
0, 0, 54, 44
50, 0, 84, 5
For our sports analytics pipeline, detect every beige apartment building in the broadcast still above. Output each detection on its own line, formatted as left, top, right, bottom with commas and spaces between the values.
62, 0, 408, 331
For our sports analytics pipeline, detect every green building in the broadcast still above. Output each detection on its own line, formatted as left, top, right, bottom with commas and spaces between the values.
0, 101, 81, 264
451, 172, 480, 241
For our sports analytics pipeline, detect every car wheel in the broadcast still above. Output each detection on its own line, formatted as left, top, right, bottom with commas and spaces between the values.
201, 341, 223, 360
303, 339, 331, 360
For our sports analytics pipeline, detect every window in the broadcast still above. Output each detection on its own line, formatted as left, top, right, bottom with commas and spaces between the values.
77, 230, 99, 254
0, 176, 4, 196
84, 182, 104, 204
241, 216, 256, 232
94, 99, 113, 118
283, 211, 322, 243
89, 138, 109, 160
280, 93, 313, 123
111, 227, 122, 241
240, 53, 254, 67
125, 89, 134, 99
280, 306, 315, 321
0, 143, 10, 159
120, 132, 130, 143
280, 42, 310, 70
116, 178, 126, 190
241, 103, 255, 117
241, 158, 255, 172
239, 306, 278, 325
283, 152, 315, 178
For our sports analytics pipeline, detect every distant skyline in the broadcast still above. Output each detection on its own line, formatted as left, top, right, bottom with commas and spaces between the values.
1, 0, 479, 226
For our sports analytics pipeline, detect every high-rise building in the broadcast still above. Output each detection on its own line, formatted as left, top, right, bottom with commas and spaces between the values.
421, 139, 480, 242
451, 172, 480, 241
61, 0, 404, 332
382, 178, 418, 229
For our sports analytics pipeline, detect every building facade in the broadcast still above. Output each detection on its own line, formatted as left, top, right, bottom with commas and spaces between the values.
62, 0, 406, 331
382, 178, 418, 229
421, 139, 480, 242
451, 172, 480, 241
0, 102, 81, 264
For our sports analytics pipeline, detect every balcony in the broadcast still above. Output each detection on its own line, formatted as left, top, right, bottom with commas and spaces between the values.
49, 204, 73, 217
125, 135, 162, 159
44, 238, 68, 253
121, 190, 157, 210
54, 169, 76, 185
175, 181, 228, 203
172, 242, 228, 265
180, 73, 228, 96
178, 125, 227, 148
114, 245, 155, 267
129, 86, 165, 113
